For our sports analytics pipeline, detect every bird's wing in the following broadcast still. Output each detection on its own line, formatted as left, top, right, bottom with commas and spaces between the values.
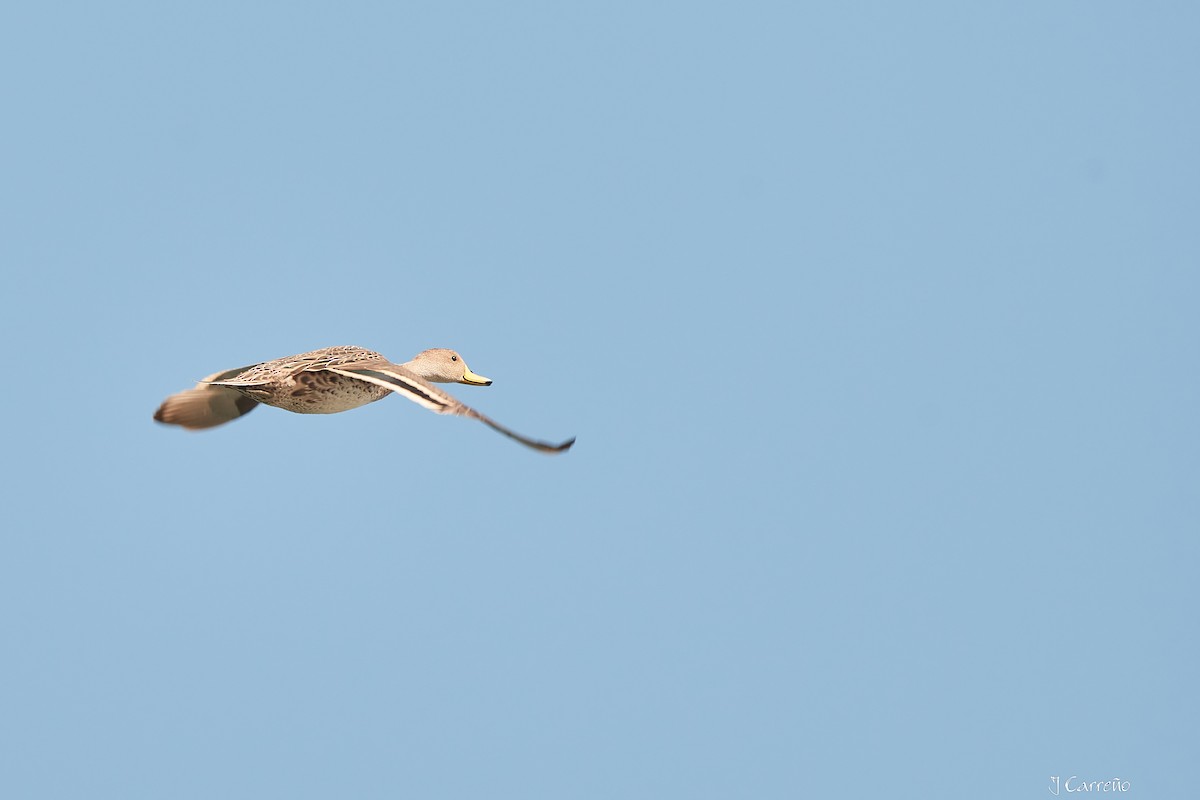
325, 365, 576, 454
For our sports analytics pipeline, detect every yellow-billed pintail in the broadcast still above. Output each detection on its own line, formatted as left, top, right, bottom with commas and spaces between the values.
154, 346, 575, 454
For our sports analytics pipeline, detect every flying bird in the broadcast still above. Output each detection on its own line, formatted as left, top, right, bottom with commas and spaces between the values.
154, 346, 575, 454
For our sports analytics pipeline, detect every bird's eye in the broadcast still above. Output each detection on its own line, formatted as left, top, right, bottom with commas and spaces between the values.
451, 355, 458, 361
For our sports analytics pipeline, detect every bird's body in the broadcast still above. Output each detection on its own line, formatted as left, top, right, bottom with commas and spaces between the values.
200, 345, 396, 415
154, 346, 574, 454
235, 368, 392, 414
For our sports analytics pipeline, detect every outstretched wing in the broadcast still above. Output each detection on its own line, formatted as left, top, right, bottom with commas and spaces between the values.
324, 365, 575, 454
470, 412, 576, 454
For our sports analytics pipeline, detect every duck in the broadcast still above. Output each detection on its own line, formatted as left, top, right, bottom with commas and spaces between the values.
153, 346, 575, 454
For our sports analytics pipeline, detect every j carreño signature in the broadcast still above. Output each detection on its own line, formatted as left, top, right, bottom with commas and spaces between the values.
1049, 776, 1131, 794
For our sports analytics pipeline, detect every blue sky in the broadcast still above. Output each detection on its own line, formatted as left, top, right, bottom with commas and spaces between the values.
1, 2, 1196, 797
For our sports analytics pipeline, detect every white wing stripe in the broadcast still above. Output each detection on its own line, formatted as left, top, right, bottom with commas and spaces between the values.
324, 367, 451, 413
